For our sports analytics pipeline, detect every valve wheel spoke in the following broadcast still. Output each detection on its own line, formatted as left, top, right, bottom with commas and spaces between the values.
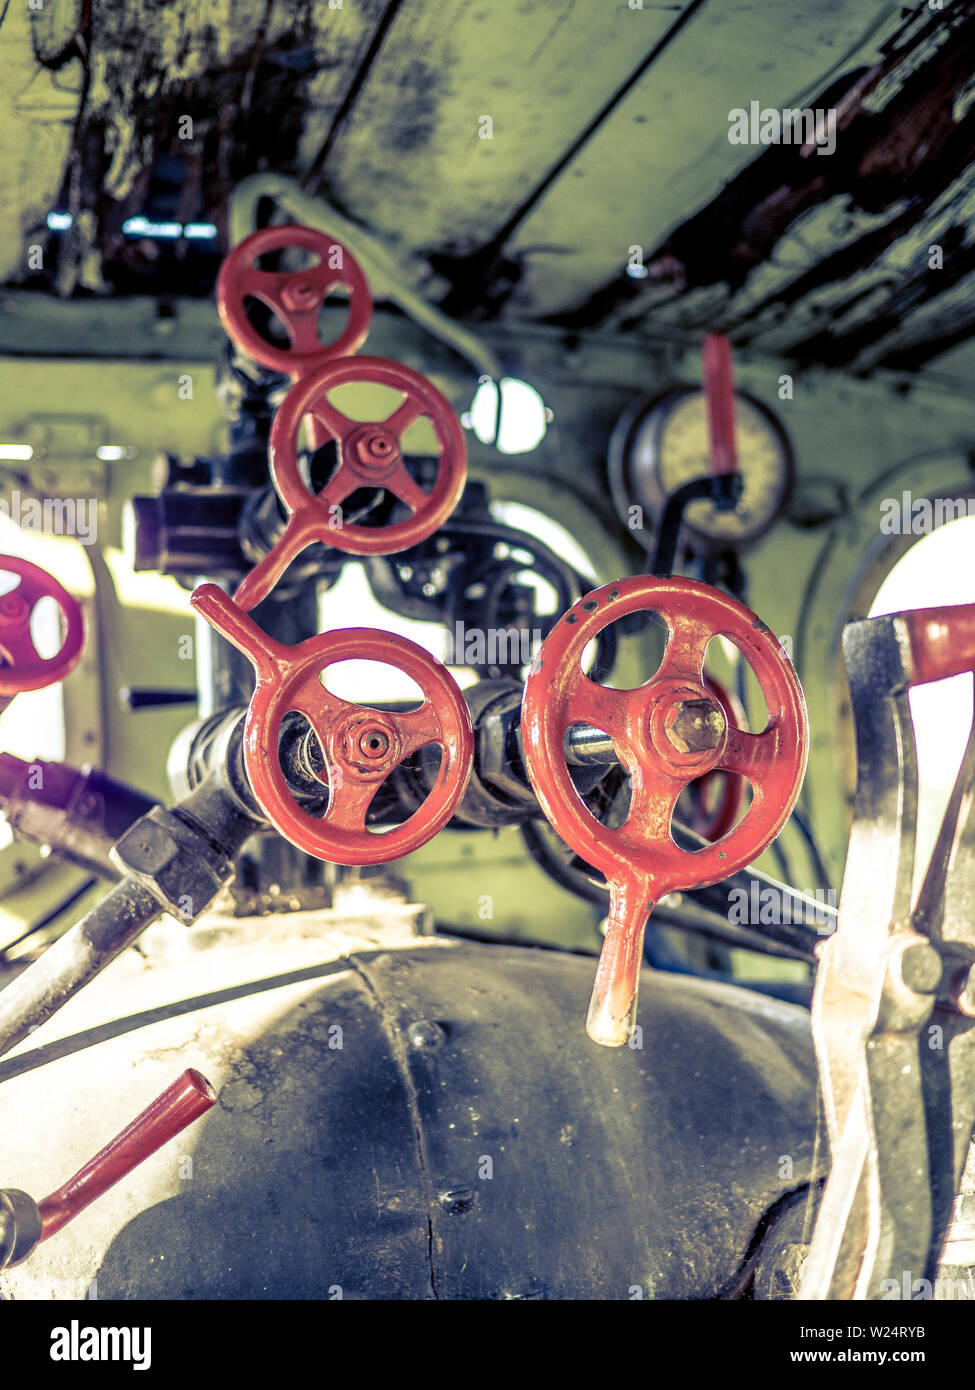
384, 396, 425, 439
308, 396, 356, 443
303, 258, 344, 299
396, 701, 445, 760
624, 767, 682, 843
10, 572, 55, 611
654, 612, 711, 685
321, 774, 382, 832
317, 462, 364, 509
243, 267, 290, 320
383, 463, 429, 514
287, 309, 326, 354
0, 626, 44, 668
294, 677, 361, 735
560, 671, 640, 745
717, 726, 778, 784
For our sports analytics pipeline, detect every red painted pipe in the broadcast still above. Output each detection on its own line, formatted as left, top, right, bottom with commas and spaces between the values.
906, 605, 975, 687
702, 333, 739, 478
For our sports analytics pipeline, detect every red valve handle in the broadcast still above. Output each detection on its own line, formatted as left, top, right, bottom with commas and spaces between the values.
38, 1070, 216, 1242
0, 556, 85, 710
521, 575, 807, 1047
702, 333, 739, 477
682, 674, 747, 842
905, 604, 975, 686
233, 355, 467, 611
217, 225, 372, 378
191, 584, 474, 864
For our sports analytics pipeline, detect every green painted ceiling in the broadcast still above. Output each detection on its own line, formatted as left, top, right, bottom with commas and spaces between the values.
1, 0, 973, 373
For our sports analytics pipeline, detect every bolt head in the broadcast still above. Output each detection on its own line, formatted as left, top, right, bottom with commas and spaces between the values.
350, 426, 397, 470
358, 728, 391, 760
663, 697, 727, 754
280, 279, 317, 312
407, 1019, 446, 1050
900, 940, 943, 994
338, 713, 399, 776
115, 820, 180, 876
438, 1185, 476, 1215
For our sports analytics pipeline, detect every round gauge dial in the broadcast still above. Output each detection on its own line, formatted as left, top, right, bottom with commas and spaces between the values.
609, 386, 794, 552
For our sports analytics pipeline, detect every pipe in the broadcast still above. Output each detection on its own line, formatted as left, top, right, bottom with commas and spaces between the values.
0, 781, 258, 1060
0, 755, 156, 880
0, 878, 163, 1060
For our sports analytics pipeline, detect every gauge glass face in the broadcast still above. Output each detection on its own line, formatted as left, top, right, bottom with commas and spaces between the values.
655, 392, 790, 542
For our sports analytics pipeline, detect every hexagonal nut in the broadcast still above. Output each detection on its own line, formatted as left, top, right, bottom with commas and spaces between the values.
113, 818, 181, 878
112, 813, 226, 921
148, 851, 226, 922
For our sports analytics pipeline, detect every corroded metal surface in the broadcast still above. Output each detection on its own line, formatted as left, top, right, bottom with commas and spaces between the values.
1, 1, 973, 371
0, 912, 819, 1299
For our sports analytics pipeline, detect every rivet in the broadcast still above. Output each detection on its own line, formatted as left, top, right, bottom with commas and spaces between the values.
407, 1019, 446, 1050
439, 1185, 476, 1215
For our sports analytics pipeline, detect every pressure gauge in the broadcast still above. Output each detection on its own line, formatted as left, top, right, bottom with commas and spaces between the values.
609, 386, 794, 552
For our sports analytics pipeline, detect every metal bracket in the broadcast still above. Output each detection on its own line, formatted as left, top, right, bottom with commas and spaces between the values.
801, 606, 975, 1299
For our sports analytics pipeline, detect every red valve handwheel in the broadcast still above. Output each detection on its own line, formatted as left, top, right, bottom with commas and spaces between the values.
233, 355, 468, 611
191, 584, 474, 864
0, 556, 85, 711
521, 575, 807, 1047
217, 225, 372, 378
682, 674, 747, 842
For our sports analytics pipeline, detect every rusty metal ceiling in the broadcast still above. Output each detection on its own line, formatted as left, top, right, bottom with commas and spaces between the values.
1, 0, 974, 374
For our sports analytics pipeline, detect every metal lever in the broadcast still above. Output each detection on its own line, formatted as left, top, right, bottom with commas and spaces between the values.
0, 1070, 216, 1268
801, 602, 975, 1299
0, 754, 156, 879
702, 332, 740, 483
0, 772, 257, 1060
651, 335, 744, 574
